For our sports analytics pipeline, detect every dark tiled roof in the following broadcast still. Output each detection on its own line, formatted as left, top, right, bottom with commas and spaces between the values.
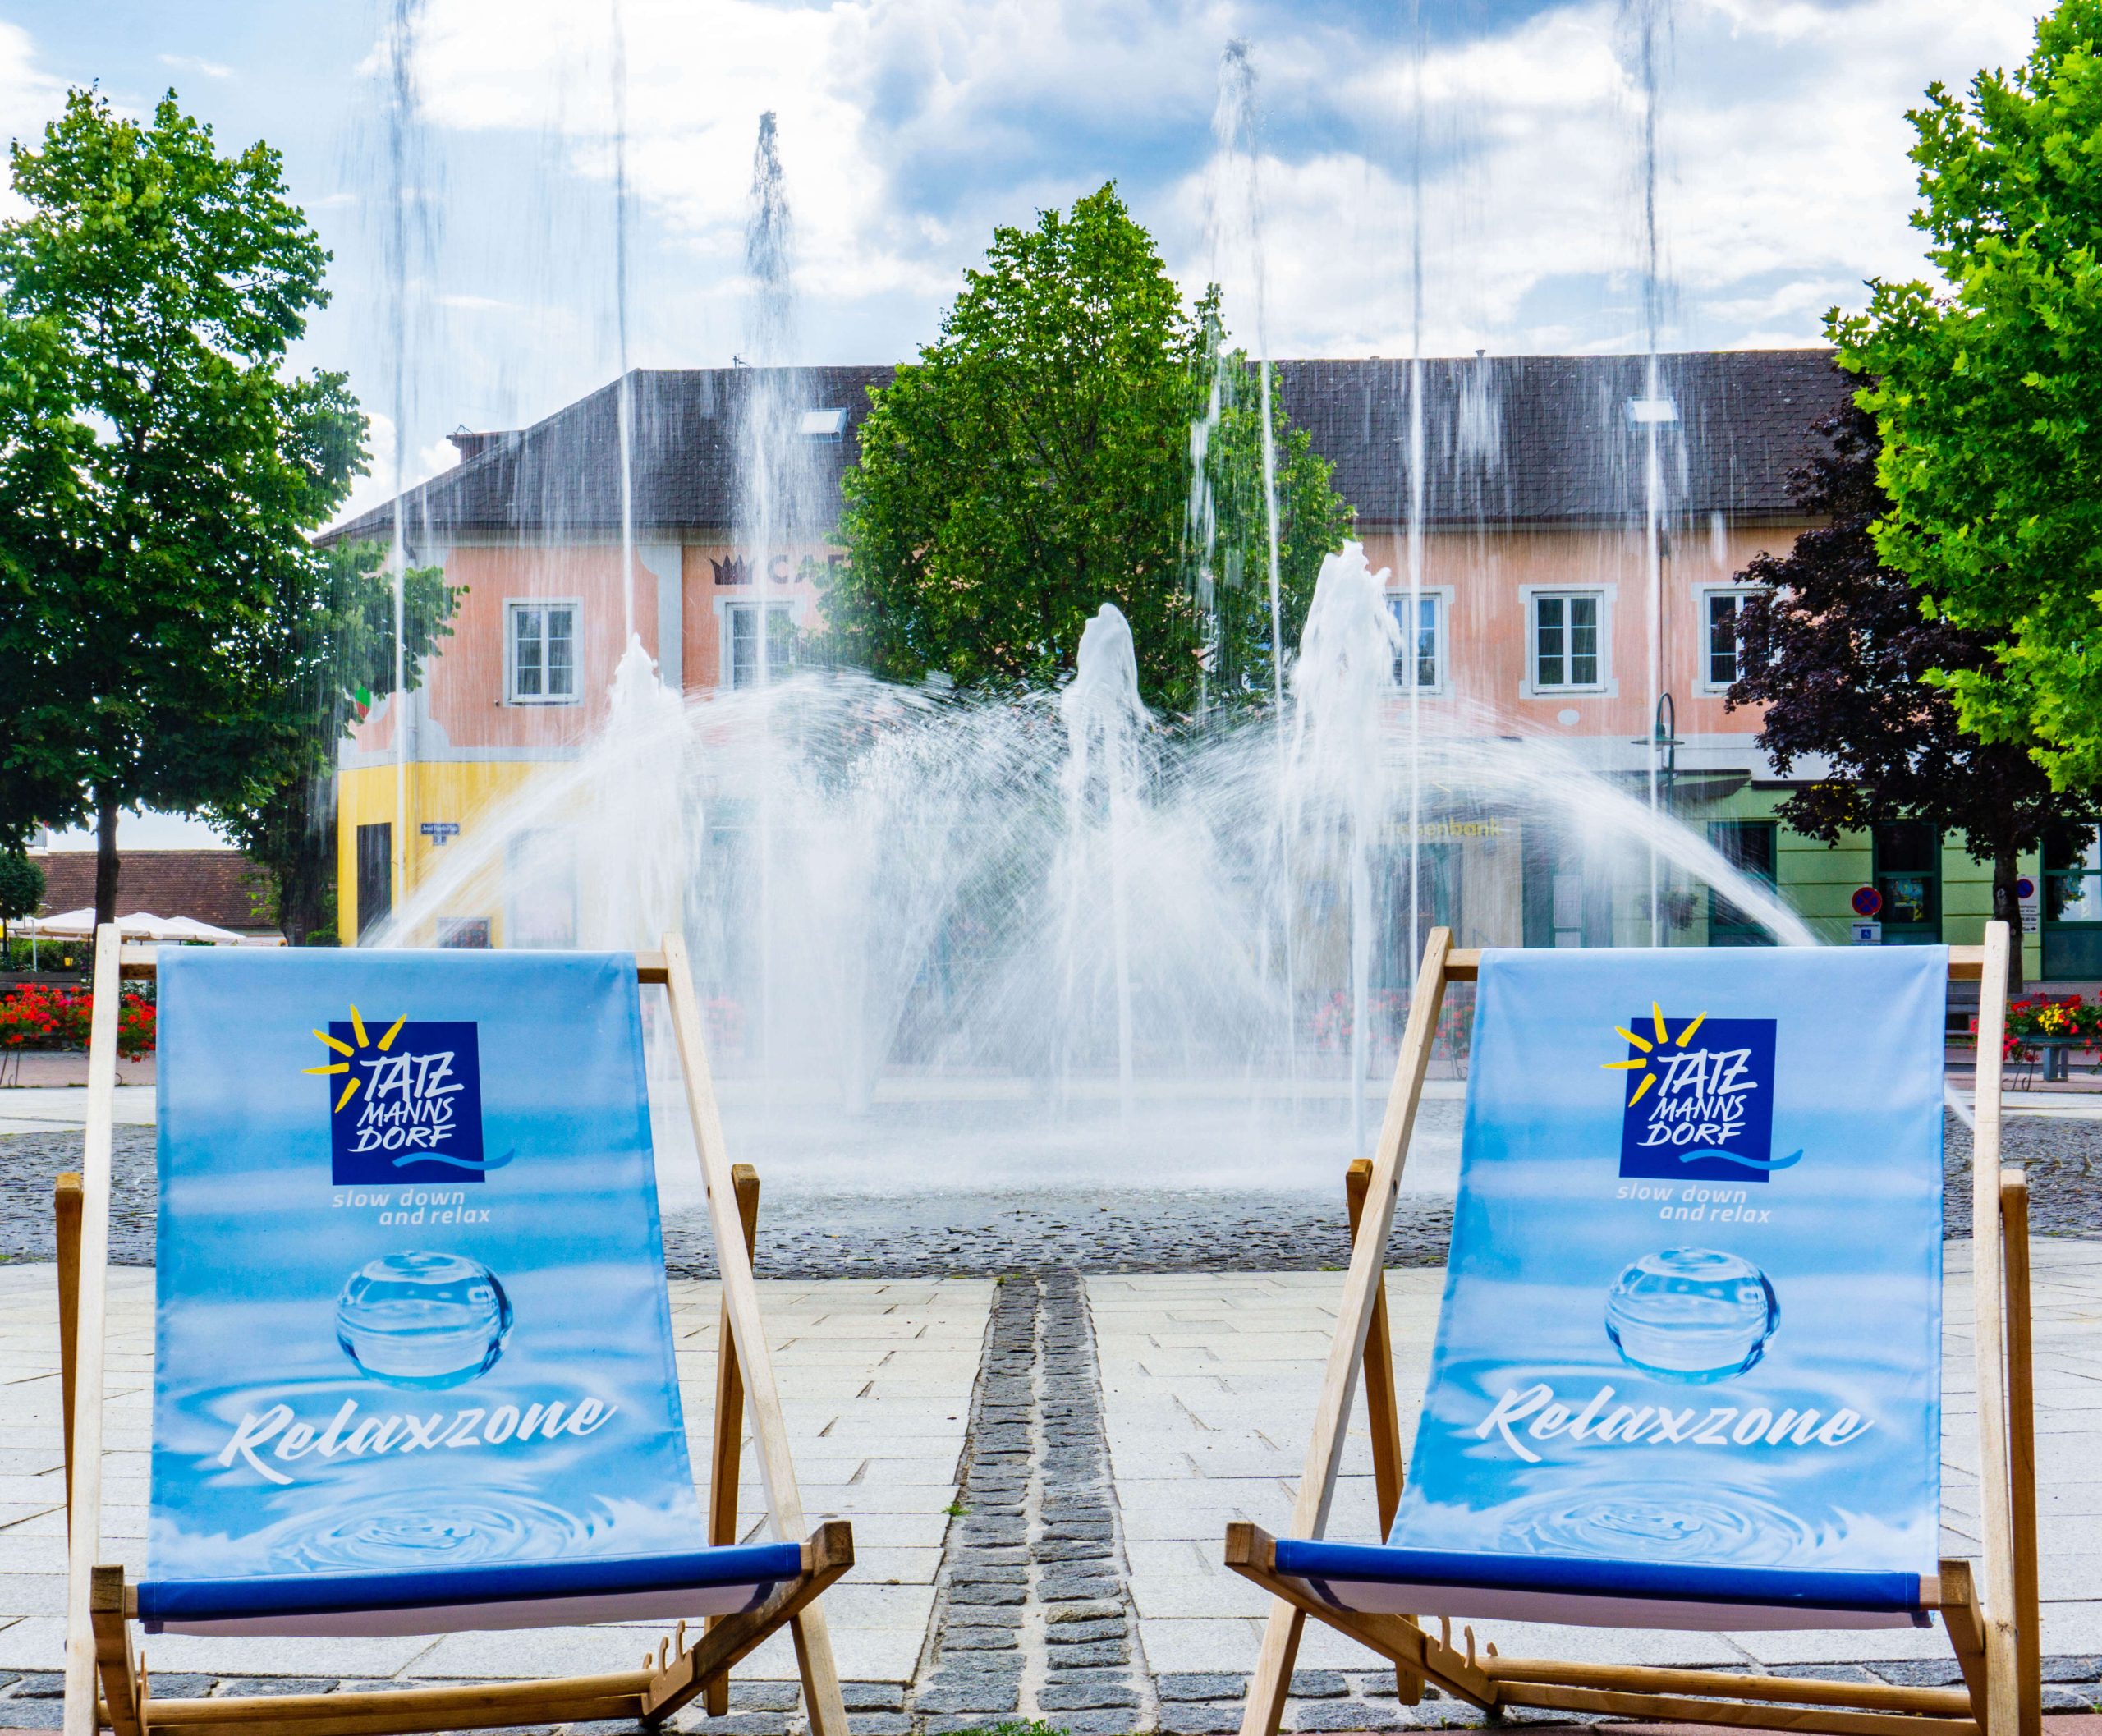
325, 350, 1845, 545
1275, 349, 1847, 526
35, 850, 273, 933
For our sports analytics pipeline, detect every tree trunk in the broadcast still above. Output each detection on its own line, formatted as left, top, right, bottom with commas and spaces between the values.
1993, 847, 2026, 997
93, 791, 122, 933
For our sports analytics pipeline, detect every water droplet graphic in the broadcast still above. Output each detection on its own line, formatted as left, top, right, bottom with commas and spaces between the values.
335, 1251, 513, 1388
1498, 1481, 1828, 1564
1604, 1247, 1778, 1382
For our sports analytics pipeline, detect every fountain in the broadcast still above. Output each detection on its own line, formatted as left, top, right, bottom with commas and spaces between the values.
1058, 604, 1148, 1116
1287, 545, 1403, 1156
356, 13, 1824, 1203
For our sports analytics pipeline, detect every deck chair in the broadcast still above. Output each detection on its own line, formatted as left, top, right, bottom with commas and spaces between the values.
54, 928, 852, 1736
1227, 924, 2042, 1736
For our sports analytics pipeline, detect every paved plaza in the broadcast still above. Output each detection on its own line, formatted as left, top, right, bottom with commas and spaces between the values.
2, 1237, 2101, 1731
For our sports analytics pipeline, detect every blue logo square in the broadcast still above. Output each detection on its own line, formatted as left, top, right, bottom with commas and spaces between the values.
1618, 1016, 1778, 1182
328, 1020, 486, 1185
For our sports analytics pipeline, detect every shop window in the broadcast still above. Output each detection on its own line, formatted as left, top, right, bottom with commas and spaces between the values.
1873, 820, 1941, 943
2044, 823, 2102, 977
726, 602, 796, 688
506, 829, 577, 948
1707, 820, 1778, 946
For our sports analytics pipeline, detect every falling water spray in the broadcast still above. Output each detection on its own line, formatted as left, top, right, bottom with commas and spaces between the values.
1626, 0, 1671, 945
1403, 0, 1428, 976
611, 1, 636, 646
1197, 39, 1299, 1082
380, 0, 427, 933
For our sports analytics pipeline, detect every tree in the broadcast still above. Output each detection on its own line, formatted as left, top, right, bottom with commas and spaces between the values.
827, 184, 1348, 711
205, 542, 457, 945
1834, 0, 2102, 789
1727, 397, 2096, 990
0, 847, 42, 934
0, 90, 361, 926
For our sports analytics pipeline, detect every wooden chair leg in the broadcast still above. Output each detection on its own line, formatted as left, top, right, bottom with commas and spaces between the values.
1347, 1158, 1422, 1706
704, 1163, 762, 1718
55, 1173, 82, 1526
89, 1564, 143, 1736
1242, 1603, 1306, 1736
1940, 1558, 1991, 1729
2001, 1169, 2041, 1736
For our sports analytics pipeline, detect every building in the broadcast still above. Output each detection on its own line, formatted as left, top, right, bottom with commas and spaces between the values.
324, 351, 2081, 977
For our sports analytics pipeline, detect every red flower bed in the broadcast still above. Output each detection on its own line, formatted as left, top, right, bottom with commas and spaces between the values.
0, 984, 155, 1057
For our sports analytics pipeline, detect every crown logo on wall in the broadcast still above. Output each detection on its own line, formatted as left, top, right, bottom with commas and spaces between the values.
712, 555, 753, 586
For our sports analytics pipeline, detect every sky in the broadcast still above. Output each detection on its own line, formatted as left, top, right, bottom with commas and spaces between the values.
0, 0, 2049, 854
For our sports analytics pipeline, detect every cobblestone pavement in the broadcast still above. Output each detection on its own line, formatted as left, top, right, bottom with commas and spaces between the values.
6, 1112, 2101, 1272
908, 1274, 1154, 1735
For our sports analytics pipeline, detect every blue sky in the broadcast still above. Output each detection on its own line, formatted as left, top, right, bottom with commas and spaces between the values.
0, 0, 2045, 851
0, 0, 2044, 531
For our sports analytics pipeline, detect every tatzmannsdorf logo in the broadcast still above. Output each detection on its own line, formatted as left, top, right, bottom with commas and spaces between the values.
304, 1005, 491, 1184
1604, 1004, 1797, 1183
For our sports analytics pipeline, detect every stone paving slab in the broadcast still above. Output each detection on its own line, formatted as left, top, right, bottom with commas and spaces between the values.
1091, 1240, 2102, 1683
0, 1263, 990, 1688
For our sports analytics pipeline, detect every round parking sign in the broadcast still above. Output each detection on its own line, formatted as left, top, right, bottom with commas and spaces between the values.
2017, 875, 2036, 901
1851, 884, 1883, 918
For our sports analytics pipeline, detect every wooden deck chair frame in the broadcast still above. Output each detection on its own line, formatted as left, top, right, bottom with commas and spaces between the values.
1226, 922, 2042, 1736
55, 927, 853, 1736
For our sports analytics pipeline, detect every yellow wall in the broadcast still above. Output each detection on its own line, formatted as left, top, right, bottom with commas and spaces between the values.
335, 760, 547, 945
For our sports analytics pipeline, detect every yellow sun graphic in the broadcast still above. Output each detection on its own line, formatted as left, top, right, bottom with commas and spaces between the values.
1600, 1002, 1709, 1108
302, 1005, 407, 1114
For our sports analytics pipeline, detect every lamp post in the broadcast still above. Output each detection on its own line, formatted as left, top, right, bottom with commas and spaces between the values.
1634, 691, 1682, 944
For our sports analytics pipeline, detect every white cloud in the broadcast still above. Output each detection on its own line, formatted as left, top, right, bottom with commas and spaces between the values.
358, 0, 2050, 424
333, 415, 460, 526
157, 52, 235, 80
0, 22, 67, 218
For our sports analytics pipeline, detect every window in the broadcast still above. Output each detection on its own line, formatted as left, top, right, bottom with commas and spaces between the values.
508, 601, 579, 704
1386, 592, 1443, 691
1532, 592, 1601, 689
1702, 589, 1760, 690
1873, 820, 1941, 942
2044, 823, 2102, 976
726, 602, 796, 688
506, 830, 576, 948
2046, 824, 2102, 924
1707, 820, 1778, 946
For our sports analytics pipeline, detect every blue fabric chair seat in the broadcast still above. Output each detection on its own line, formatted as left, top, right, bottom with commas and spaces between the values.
140, 1541, 805, 1637
1272, 1537, 1930, 1632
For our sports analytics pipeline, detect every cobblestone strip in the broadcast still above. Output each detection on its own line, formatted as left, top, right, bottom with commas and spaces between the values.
908, 1275, 1036, 1731
1034, 1271, 1154, 1733
906, 1271, 1155, 1734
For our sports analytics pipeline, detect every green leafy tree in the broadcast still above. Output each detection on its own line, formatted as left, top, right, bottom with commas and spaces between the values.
0, 847, 43, 935
206, 542, 458, 945
1836, 0, 2102, 789
0, 90, 361, 925
1727, 399, 2095, 990
828, 185, 1348, 710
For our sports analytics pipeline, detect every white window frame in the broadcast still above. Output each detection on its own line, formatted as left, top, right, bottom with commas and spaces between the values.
504, 597, 583, 705
1385, 586, 1454, 696
1520, 585, 1613, 698
716, 598, 802, 689
1696, 584, 1764, 695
